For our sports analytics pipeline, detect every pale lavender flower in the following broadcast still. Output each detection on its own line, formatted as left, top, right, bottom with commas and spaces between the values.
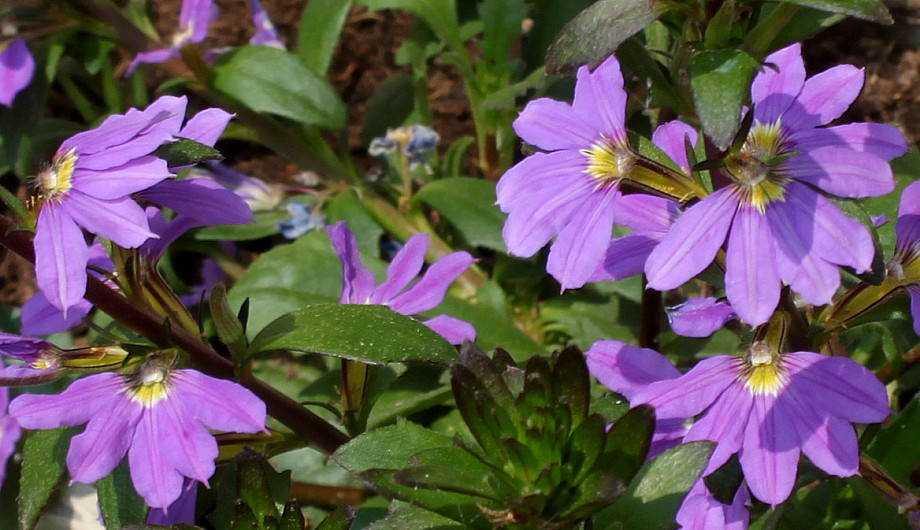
666, 297, 735, 338
326, 222, 476, 344
891, 181, 920, 334
594, 340, 890, 505
127, 0, 217, 73
0, 380, 22, 488
10, 360, 266, 510
496, 55, 648, 289
147, 479, 197, 525
277, 202, 324, 239
677, 480, 750, 530
32, 95, 187, 314
0, 332, 127, 385
249, 0, 284, 48
193, 163, 283, 212
645, 43, 907, 326
0, 38, 34, 106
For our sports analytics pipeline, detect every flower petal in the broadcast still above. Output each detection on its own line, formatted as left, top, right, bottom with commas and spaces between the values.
667, 297, 736, 337
9, 372, 124, 428
64, 191, 156, 248
171, 370, 266, 433
613, 193, 678, 235
21, 292, 91, 336
725, 207, 781, 326
752, 43, 806, 125
572, 55, 627, 141
139, 177, 253, 225
585, 340, 680, 400
389, 251, 475, 314
632, 356, 737, 420
786, 182, 873, 271
154, 398, 217, 484
371, 234, 428, 304
783, 352, 889, 424
676, 481, 727, 530
791, 123, 907, 161
325, 222, 375, 304
67, 393, 143, 483
782, 389, 858, 477
546, 185, 618, 289
422, 314, 476, 345
177, 107, 233, 147
645, 189, 738, 291
72, 156, 172, 200
35, 204, 88, 312
739, 395, 800, 506
128, 409, 187, 509
0, 38, 35, 107
591, 234, 659, 282
783, 147, 894, 198
651, 120, 698, 172
684, 381, 753, 474
512, 99, 598, 151
782, 64, 863, 130
909, 286, 920, 336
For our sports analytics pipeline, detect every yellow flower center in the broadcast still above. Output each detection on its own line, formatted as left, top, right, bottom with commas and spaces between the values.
170, 25, 195, 47
581, 137, 635, 189
128, 366, 171, 408
34, 148, 77, 202
727, 122, 789, 213
742, 344, 786, 396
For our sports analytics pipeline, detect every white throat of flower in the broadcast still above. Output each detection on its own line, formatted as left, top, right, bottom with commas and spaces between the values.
127, 362, 172, 408
34, 148, 77, 203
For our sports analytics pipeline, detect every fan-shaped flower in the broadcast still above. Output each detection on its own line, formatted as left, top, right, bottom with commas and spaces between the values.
0, 38, 34, 107
645, 43, 907, 326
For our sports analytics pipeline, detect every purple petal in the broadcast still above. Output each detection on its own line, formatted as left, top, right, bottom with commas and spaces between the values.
676, 481, 726, 530
572, 55, 627, 142
725, 486, 751, 530
177, 107, 233, 147
67, 393, 143, 483
651, 120, 698, 172
0, 364, 60, 386
752, 43, 806, 125
739, 396, 800, 506
585, 340, 680, 400
896, 181, 920, 252
171, 370, 266, 433
0, 333, 54, 359
512, 99, 598, 151
326, 222, 376, 304
62, 96, 187, 162
546, 186, 618, 289
180, 0, 219, 43
422, 314, 476, 345
9, 372, 124, 428
783, 352, 889, 424
371, 234, 428, 304
64, 191, 156, 248
35, 204, 89, 312
21, 292, 91, 335
388, 251, 475, 314
782, 64, 863, 130
129, 410, 187, 509
684, 381, 753, 474
782, 389, 858, 477
613, 193, 678, 235
0, 408, 21, 487
127, 49, 180, 74
139, 178, 253, 225
645, 189, 739, 291
591, 234, 659, 282
249, 0, 284, 47
71, 156, 171, 199
632, 356, 738, 420
152, 398, 217, 483
784, 146, 895, 199
140, 208, 206, 259
791, 123, 907, 161
667, 297, 736, 337
147, 480, 197, 525
909, 287, 920, 337
0, 38, 35, 107
725, 207, 780, 326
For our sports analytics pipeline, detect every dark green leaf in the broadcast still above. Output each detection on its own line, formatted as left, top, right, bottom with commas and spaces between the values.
210, 46, 347, 128
744, 0, 891, 23
849, 477, 912, 530
359, 469, 489, 527
314, 506, 356, 530
250, 304, 456, 363
365, 505, 465, 529
868, 399, 920, 484
759, 6, 843, 51
479, 0, 528, 64
545, 0, 659, 74
231, 502, 259, 530
19, 427, 73, 530
238, 458, 281, 523
153, 138, 222, 168
394, 446, 498, 498
210, 284, 249, 359
333, 419, 452, 473
551, 345, 590, 423
96, 460, 149, 529
599, 405, 654, 484
413, 177, 505, 251
359, 73, 416, 146
689, 49, 759, 150
297, 0, 354, 75
594, 441, 715, 529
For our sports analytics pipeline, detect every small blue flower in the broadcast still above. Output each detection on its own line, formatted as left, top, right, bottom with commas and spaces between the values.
405, 125, 440, 168
276, 202, 324, 240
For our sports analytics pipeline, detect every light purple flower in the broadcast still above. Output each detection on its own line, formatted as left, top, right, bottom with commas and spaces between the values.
249, 0, 284, 48
192, 162, 283, 212
0, 333, 61, 383
32, 96, 187, 314
127, 0, 217, 73
645, 43, 907, 326
496, 55, 637, 289
891, 180, 920, 335
0, 379, 22, 488
10, 361, 266, 510
666, 297, 735, 338
147, 479, 197, 525
0, 38, 34, 106
677, 480, 750, 530
325, 222, 476, 344
597, 340, 889, 506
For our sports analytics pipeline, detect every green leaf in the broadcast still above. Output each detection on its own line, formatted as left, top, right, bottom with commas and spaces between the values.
19, 427, 73, 530
210, 46, 347, 129
365, 505, 465, 529
745, 0, 892, 23
325, 190, 384, 256
545, 0, 659, 74
194, 210, 288, 241
868, 399, 920, 484
297, 0, 354, 75
359, 0, 464, 51
359, 73, 417, 146
315, 506, 357, 530
594, 441, 716, 529
333, 419, 452, 473
688, 49, 759, 150
479, 0, 528, 64
600, 405, 654, 484
250, 304, 457, 364
153, 138, 222, 168
210, 284, 249, 359
394, 446, 498, 498
413, 177, 505, 251
96, 460, 149, 529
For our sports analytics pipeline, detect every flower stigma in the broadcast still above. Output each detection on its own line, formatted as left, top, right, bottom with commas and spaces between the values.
581, 137, 635, 189
742, 342, 786, 396
728, 122, 790, 213
34, 148, 77, 202
127, 361, 171, 408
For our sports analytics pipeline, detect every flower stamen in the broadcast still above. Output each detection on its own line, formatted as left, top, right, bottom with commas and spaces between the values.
581, 137, 635, 189
33, 148, 77, 202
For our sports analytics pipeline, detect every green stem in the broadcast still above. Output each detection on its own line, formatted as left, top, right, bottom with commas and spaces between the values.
743, 4, 801, 58
0, 184, 34, 230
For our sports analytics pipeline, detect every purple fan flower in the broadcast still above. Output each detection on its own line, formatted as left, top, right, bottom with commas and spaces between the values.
666, 297, 735, 338
32, 95, 188, 314
325, 222, 476, 344
249, 0, 284, 48
645, 43, 907, 326
0, 333, 62, 383
10, 360, 266, 510
191, 162, 283, 212
677, 480, 750, 530
595, 339, 889, 505
0, 380, 22, 489
0, 38, 34, 106
892, 181, 920, 335
127, 0, 217, 73
496, 55, 641, 289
